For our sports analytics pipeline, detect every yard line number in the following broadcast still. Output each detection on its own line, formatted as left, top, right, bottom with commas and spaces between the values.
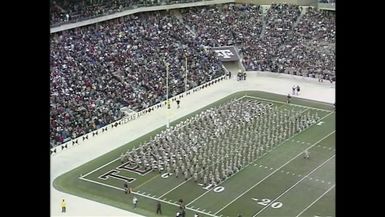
252, 198, 283, 208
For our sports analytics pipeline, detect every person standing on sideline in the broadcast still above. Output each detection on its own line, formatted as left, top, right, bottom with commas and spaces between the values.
61, 199, 66, 213
292, 85, 296, 95
304, 149, 310, 159
124, 180, 130, 194
296, 85, 300, 95
176, 99, 180, 109
156, 201, 162, 215
133, 196, 138, 208
179, 207, 186, 217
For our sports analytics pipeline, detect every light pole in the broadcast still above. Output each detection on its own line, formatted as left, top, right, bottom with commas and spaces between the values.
163, 59, 170, 128
185, 55, 188, 93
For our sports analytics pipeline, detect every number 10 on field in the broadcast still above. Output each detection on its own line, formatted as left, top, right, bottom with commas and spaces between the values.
252, 198, 283, 208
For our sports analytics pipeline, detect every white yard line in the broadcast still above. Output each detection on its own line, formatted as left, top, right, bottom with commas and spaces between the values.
158, 179, 191, 198
214, 130, 335, 215
133, 174, 160, 190
292, 97, 335, 106
252, 155, 335, 216
81, 158, 120, 177
79, 176, 124, 191
245, 95, 331, 112
295, 185, 335, 217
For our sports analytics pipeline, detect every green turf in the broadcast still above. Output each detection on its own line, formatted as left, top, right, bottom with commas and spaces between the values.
53, 91, 335, 217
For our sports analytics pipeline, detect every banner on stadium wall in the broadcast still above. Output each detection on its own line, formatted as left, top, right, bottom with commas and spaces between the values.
210, 46, 240, 62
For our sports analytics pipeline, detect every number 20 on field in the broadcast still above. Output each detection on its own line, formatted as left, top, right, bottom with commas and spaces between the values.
252, 198, 283, 208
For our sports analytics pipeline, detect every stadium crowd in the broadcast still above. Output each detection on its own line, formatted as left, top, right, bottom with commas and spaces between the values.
180, 4, 263, 47
270, 7, 335, 80
50, 11, 224, 147
50, 3, 335, 148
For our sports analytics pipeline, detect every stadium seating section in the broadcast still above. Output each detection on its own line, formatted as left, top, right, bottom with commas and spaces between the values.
50, 3, 335, 148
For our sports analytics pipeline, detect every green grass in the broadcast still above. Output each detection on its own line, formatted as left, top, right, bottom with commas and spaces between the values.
53, 91, 335, 217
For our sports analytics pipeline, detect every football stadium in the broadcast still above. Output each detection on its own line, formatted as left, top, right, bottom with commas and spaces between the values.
50, 0, 335, 217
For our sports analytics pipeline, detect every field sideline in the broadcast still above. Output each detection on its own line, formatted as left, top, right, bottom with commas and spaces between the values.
53, 89, 335, 217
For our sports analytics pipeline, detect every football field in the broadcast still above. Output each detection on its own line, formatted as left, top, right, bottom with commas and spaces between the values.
54, 91, 335, 217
